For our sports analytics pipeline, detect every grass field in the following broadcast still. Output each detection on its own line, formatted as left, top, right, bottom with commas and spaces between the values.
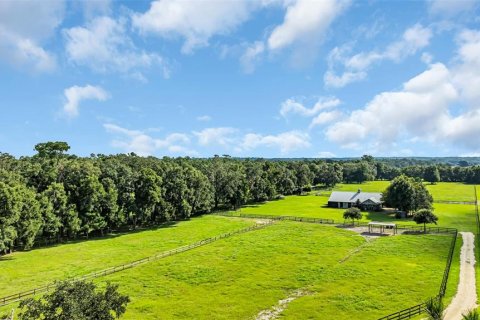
0, 215, 255, 297
238, 195, 476, 232
1, 180, 472, 319
323, 181, 477, 202
95, 222, 451, 320
237, 181, 477, 232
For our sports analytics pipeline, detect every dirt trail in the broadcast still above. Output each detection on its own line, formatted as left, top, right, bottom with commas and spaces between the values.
255, 290, 308, 320
444, 232, 477, 320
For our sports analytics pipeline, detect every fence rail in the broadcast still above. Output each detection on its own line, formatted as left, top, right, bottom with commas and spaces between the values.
377, 227, 458, 319
0, 221, 274, 307
378, 230, 458, 320
216, 212, 457, 234
214, 211, 458, 320
475, 186, 479, 258
214, 212, 335, 225
377, 302, 426, 320
434, 200, 476, 205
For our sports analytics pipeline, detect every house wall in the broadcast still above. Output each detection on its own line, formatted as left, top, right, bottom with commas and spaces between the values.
328, 201, 352, 208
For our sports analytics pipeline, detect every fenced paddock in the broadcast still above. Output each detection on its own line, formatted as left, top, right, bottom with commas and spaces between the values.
214, 212, 458, 320
0, 211, 460, 319
0, 222, 274, 308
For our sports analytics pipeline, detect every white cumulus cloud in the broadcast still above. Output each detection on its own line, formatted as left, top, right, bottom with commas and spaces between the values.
194, 127, 238, 147
324, 29, 480, 154
132, 0, 255, 54
280, 97, 341, 118
240, 131, 311, 154
325, 24, 433, 88
63, 85, 109, 118
64, 16, 169, 77
267, 0, 350, 51
0, 0, 64, 72
104, 123, 196, 156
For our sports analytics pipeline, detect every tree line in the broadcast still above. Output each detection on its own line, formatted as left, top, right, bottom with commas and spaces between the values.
1, 142, 480, 254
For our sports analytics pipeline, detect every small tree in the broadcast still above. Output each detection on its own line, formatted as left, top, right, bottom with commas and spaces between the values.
343, 207, 362, 225
413, 209, 438, 233
425, 298, 444, 320
18, 280, 130, 320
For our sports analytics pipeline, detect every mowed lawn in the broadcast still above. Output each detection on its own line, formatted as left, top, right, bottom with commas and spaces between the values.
95, 222, 451, 320
237, 181, 477, 232
0, 215, 255, 298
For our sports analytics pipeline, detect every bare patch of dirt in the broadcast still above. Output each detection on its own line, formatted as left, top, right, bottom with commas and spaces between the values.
255, 289, 309, 320
255, 219, 272, 225
342, 226, 392, 241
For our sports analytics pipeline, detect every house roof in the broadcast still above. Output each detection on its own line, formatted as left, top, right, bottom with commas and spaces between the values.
328, 190, 383, 204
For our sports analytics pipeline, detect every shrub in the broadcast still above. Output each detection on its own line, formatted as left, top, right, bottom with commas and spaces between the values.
425, 298, 444, 320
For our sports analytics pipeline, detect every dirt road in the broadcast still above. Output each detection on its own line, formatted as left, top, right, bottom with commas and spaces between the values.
444, 232, 477, 320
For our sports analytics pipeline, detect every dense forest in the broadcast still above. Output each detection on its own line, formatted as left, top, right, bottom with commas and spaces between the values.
1, 142, 480, 254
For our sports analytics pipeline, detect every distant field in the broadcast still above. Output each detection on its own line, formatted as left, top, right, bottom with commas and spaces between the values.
0, 181, 470, 319
0, 216, 255, 297
238, 181, 477, 232
95, 222, 451, 320
238, 195, 476, 232
325, 181, 477, 203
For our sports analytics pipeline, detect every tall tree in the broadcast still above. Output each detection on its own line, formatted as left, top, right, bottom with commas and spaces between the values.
424, 166, 441, 184
18, 280, 130, 320
382, 175, 433, 214
34, 141, 70, 158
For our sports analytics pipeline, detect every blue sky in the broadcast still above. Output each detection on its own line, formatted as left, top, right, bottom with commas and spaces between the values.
1, 0, 480, 158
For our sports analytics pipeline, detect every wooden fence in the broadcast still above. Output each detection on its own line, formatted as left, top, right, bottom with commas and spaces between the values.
0, 221, 274, 307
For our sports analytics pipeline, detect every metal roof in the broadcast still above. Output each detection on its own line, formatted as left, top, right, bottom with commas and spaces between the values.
328, 191, 383, 204
368, 221, 396, 226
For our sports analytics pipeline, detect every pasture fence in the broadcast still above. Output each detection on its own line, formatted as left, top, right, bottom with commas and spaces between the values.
434, 200, 476, 205
213, 212, 335, 225
214, 212, 457, 234
213, 212, 457, 320
475, 186, 480, 270
0, 221, 274, 308
378, 228, 457, 320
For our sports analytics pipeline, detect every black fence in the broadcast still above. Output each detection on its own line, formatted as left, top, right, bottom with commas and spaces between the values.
214, 212, 335, 225
215, 212, 458, 234
475, 186, 480, 273
0, 221, 274, 307
214, 211, 458, 320
377, 303, 426, 320
378, 229, 458, 320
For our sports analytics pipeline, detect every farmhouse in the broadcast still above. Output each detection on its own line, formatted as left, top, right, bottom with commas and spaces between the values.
328, 189, 383, 211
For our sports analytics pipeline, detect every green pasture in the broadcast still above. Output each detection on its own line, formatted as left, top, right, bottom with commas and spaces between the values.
95, 222, 451, 320
0, 180, 472, 318
324, 181, 477, 203
0, 215, 255, 298
238, 181, 477, 232
237, 195, 475, 232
